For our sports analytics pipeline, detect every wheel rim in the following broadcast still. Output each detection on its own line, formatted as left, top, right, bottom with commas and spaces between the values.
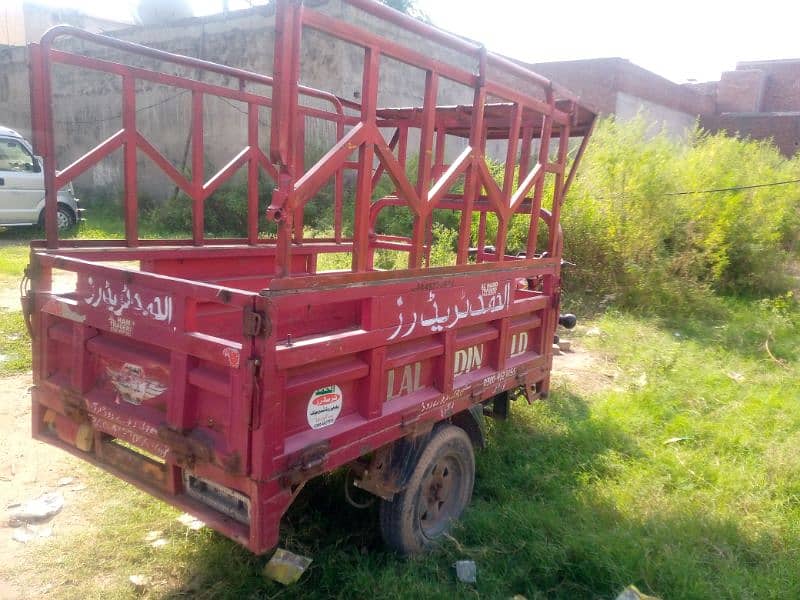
56, 209, 71, 230
418, 454, 463, 538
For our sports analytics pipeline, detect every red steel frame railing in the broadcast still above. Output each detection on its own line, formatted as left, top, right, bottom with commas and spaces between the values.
29, 24, 347, 251
264, 0, 594, 274
30, 0, 595, 278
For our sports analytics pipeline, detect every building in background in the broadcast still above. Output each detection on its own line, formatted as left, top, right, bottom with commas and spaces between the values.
530, 57, 800, 157
0, 1, 130, 46
694, 60, 800, 157
530, 57, 713, 139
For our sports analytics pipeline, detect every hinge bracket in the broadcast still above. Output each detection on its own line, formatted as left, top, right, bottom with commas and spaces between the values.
243, 307, 270, 337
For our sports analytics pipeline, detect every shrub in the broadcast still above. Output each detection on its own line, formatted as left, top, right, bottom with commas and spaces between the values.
561, 117, 800, 309
143, 175, 276, 238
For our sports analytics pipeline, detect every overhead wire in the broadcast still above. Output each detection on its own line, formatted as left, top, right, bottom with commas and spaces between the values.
662, 178, 800, 196
592, 177, 800, 200
55, 89, 190, 126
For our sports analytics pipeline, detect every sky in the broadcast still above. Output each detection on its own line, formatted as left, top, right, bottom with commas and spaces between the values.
14, 0, 800, 83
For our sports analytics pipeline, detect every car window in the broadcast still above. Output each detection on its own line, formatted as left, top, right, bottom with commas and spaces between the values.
0, 138, 35, 172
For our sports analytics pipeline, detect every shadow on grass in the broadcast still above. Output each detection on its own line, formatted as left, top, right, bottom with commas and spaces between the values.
153, 389, 793, 600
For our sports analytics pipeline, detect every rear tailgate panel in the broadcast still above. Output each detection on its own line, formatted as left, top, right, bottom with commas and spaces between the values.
31, 252, 260, 496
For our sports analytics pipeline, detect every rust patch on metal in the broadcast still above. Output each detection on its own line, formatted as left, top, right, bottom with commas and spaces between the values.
100, 437, 168, 490
157, 426, 213, 468
61, 388, 89, 423
221, 451, 242, 474
282, 441, 330, 487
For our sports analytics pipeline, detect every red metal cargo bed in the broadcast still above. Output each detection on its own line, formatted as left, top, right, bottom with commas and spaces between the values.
23, 0, 595, 555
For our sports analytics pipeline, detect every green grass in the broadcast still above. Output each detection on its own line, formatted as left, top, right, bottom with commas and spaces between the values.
1, 298, 797, 599
0, 243, 29, 278
0, 310, 30, 375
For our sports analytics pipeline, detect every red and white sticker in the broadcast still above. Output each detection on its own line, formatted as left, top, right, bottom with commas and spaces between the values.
306, 385, 343, 430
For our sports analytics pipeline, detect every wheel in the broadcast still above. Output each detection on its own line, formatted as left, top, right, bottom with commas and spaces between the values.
39, 205, 76, 231
379, 425, 475, 555
56, 205, 76, 231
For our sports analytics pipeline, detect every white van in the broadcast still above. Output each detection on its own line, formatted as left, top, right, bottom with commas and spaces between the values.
0, 126, 81, 230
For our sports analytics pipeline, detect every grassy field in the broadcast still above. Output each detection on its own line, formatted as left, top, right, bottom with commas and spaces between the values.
0, 234, 33, 374
1, 217, 799, 598
0, 310, 29, 376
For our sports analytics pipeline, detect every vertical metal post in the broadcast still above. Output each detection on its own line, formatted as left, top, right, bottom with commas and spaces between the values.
269, 0, 299, 168
33, 43, 58, 248
433, 124, 446, 179
28, 44, 45, 160
456, 48, 487, 264
398, 125, 408, 167
122, 75, 139, 246
410, 70, 438, 267
476, 210, 487, 262
247, 102, 260, 244
334, 117, 345, 243
502, 103, 523, 201
271, 0, 302, 276
293, 114, 306, 243
548, 122, 570, 255
352, 46, 380, 272
562, 114, 596, 200
191, 90, 204, 245
526, 90, 554, 259
494, 102, 523, 263
518, 125, 533, 191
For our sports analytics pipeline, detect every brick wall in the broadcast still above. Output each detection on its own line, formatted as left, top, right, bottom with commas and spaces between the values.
737, 59, 800, 113
716, 69, 767, 113
701, 113, 800, 156
694, 59, 800, 157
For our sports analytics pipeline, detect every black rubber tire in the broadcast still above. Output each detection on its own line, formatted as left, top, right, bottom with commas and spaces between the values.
379, 425, 475, 555
38, 204, 76, 231
56, 205, 76, 231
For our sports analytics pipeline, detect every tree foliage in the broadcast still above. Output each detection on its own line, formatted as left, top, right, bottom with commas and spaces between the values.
560, 117, 800, 310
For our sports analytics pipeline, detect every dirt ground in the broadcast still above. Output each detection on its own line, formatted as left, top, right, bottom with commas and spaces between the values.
0, 339, 610, 599
0, 260, 137, 312
0, 273, 77, 312
0, 373, 89, 600
0, 283, 23, 313
551, 340, 619, 397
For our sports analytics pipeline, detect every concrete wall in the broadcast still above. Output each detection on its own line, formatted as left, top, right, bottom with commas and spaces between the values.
1, 2, 506, 200
22, 3, 130, 45
0, 2, 129, 46
0, 45, 32, 139
615, 92, 697, 138
530, 57, 711, 140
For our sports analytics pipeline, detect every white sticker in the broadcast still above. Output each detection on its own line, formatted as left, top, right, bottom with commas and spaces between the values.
306, 385, 343, 430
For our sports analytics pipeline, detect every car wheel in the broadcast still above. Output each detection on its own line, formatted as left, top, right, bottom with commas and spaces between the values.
56, 205, 76, 231
379, 425, 475, 555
